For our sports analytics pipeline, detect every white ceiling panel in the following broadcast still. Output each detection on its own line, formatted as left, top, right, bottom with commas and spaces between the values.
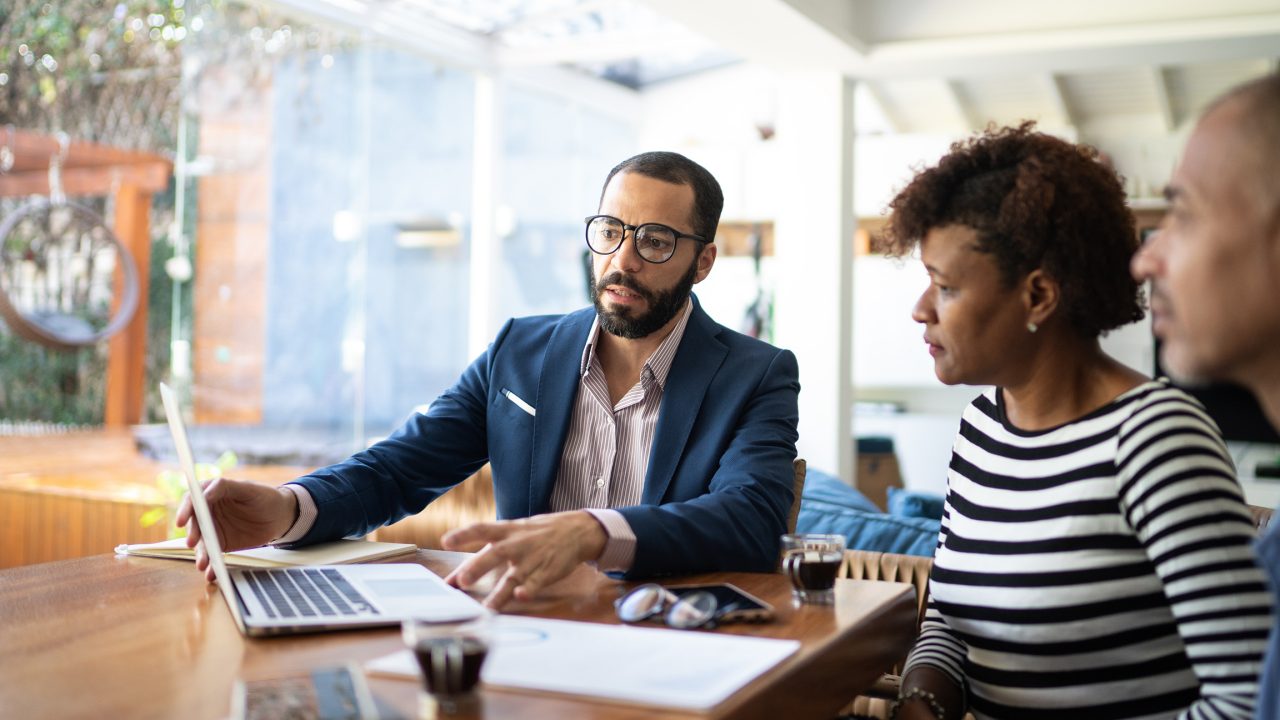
1060, 68, 1160, 119
848, 0, 1280, 44
1167, 59, 1278, 120
956, 75, 1058, 129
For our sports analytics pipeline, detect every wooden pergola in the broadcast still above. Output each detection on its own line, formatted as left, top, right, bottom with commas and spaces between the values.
0, 129, 172, 427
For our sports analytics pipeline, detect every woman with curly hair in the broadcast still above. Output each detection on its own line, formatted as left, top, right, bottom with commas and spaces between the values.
883, 123, 1272, 720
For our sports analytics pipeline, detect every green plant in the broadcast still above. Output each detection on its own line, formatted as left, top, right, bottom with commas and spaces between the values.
140, 449, 237, 538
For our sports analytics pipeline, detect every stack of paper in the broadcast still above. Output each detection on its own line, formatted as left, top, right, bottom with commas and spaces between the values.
114, 538, 417, 568
367, 615, 799, 711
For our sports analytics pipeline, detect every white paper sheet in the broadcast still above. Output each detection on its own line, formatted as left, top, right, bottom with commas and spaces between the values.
367, 615, 799, 710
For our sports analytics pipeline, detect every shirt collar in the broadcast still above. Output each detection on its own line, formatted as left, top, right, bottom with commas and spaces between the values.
580, 299, 694, 390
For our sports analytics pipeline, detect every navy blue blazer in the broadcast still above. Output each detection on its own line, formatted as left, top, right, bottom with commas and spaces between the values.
290, 297, 800, 577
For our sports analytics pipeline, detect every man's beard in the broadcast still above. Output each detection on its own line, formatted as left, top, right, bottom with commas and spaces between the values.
590, 257, 698, 340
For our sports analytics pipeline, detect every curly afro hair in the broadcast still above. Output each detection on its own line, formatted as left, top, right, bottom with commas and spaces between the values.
880, 122, 1145, 338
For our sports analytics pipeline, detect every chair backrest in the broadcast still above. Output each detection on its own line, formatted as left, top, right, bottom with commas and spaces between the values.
841, 549, 933, 631
841, 548, 933, 677
1250, 504, 1274, 536
787, 458, 806, 535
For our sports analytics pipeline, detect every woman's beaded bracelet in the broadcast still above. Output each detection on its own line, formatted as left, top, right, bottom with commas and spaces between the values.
889, 686, 946, 719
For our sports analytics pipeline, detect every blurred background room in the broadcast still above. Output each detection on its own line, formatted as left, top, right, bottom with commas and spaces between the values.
2, 0, 1277, 568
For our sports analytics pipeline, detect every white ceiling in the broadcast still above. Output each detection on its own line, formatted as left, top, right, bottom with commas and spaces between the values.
268, 0, 1280, 135
644, 0, 1280, 134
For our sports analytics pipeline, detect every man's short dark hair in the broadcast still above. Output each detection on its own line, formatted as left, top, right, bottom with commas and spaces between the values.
880, 121, 1144, 338
600, 151, 724, 244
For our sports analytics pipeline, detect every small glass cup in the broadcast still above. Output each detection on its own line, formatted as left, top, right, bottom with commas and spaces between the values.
402, 615, 492, 716
781, 533, 846, 604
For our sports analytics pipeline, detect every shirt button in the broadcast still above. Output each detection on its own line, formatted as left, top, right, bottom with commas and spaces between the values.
595, 477, 605, 489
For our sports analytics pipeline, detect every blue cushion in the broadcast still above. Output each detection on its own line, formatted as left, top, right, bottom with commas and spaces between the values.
887, 486, 946, 521
801, 469, 880, 514
797, 469, 939, 557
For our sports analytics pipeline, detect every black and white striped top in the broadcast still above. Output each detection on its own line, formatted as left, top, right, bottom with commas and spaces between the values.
903, 380, 1273, 719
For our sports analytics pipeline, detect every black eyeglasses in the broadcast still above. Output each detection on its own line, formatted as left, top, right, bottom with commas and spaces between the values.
615, 583, 720, 629
584, 214, 707, 264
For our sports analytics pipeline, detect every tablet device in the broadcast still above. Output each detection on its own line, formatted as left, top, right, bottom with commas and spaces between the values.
667, 583, 775, 623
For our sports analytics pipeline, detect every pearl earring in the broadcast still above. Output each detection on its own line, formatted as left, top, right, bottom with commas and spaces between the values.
1027, 322, 1038, 333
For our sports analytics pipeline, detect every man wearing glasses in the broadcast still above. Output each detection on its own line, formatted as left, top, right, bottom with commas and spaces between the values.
179, 151, 801, 610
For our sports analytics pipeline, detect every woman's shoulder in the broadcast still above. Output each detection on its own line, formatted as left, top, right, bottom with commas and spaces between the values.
1114, 378, 1217, 431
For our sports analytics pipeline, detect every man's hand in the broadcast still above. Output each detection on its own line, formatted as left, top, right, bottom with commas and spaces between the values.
174, 478, 299, 583
441, 511, 608, 610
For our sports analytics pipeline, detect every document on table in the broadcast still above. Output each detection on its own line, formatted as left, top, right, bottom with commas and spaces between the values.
366, 615, 800, 710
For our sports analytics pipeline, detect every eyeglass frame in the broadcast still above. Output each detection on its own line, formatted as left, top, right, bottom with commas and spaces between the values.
614, 583, 722, 630
583, 214, 709, 264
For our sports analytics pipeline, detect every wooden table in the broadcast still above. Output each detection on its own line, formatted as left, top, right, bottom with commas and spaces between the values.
0, 550, 917, 720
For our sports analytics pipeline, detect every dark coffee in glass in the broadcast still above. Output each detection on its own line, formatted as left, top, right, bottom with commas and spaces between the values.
788, 554, 841, 590
781, 533, 846, 604
413, 636, 487, 696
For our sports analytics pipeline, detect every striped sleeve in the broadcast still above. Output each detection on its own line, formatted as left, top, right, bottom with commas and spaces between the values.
1115, 388, 1274, 720
903, 490, 970, 693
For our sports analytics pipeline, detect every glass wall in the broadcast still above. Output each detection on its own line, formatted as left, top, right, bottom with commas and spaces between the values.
163, 6, 476, 463
1, 0, 639, 467
495, 84, 634, 321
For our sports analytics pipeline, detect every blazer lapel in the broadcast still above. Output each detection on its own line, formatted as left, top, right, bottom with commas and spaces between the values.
527, 309, 593, 515
644, 297, 727, 505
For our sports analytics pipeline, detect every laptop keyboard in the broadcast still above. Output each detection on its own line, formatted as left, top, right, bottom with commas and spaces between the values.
242, 568, 379, 619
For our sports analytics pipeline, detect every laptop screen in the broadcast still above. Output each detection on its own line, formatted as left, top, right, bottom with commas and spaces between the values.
159, 382, 248, 631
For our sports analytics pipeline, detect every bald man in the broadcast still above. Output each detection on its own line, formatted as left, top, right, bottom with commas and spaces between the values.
1131, 72, 1280, 720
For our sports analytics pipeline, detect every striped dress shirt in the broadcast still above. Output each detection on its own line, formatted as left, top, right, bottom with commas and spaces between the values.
553, 301, 693, 571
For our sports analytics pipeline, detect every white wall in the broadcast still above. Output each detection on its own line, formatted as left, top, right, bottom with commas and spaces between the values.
636, 61, 1169, 483
637, 63, 782, 221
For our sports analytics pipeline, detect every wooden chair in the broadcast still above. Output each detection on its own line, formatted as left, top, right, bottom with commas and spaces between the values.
788, 458, 807, 535
370, 465, 496, 549
1249, 503, 1274, 535
839, 549, 934, 719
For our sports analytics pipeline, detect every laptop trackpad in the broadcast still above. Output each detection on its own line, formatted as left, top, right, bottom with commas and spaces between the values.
364, 579, 484, 621
365, 579, 457, 598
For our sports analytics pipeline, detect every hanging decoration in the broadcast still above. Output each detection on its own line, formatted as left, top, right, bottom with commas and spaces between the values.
0, 132, 140, 350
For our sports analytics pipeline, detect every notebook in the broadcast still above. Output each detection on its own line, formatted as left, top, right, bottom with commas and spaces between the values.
115, 537, 418, 569
159, 382, 485, 637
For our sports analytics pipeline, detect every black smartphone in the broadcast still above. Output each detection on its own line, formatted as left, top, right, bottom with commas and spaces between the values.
667, 583, 775, 623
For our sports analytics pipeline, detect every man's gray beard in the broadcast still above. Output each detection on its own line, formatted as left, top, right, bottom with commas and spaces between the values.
590, 257, 698, 340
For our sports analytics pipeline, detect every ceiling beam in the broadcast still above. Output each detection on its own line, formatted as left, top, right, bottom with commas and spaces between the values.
1149, 66, 1177, 132
1042, 74, 1079, 129
495, 32, 687, 67
497, 0, 613, 34
944, 80, 983, 133
263, 0, 496, 69
642, 0, 1280, 81
862, 81, 906, 134
634, 0, 865, 70
851, 12, 1280, 79
259, 0, 640, 121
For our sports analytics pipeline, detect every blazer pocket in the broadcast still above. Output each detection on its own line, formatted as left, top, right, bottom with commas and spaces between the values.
499, 387, 536, 417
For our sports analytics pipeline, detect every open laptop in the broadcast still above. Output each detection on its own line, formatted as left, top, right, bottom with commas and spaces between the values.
159, 382, 485, 637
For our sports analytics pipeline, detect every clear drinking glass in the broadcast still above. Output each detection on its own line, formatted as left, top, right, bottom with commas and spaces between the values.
402, 615, 492, 716
781, 533, 846, 604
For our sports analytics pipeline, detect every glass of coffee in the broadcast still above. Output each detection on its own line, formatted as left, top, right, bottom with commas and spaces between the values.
781, 533, 846, 604
402, 616, 491, 715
